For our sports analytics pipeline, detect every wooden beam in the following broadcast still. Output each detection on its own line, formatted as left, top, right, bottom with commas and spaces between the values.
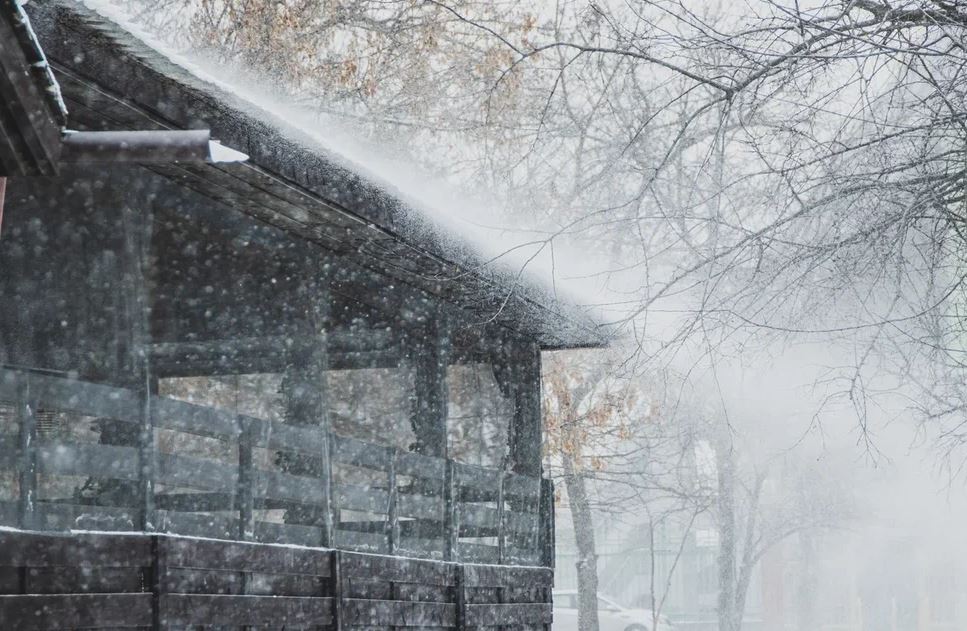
508, 342, 542, 478
120, 187, 156, 532
0, 6, 62, 176
148, 329, 399, 377
408, 315, 450, 459
16, 374, 35, 530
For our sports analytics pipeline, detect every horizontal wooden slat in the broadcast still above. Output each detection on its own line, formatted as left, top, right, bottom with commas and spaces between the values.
160, 593, 333, 625
162, 566, 242, 595
465, 602, 552, 626
458, 486, 499, 503
395, 449, 445, 479
503, 472, 541, 498
152, 395, 239, 438
457, 542, 499, 564
243, 415, 325, 454
395, 536, 445, 560
154, 491, 235, 512
0, 531, 151, 567
453, 463, 500, 492
254, 520, 324, 547
29, 374, 140, 421
253, 469, 326, 504
335, 529, 388, 553
339, 551, 457, 586
332, 434, 391, 470
463, 564, 553, 588
158, 452, 238, 490
155, 510, 238, 540
335, 482, 389, 513
502, 547, 542, 566
36, 442, 139, 480
0, 593, 152, 629
342, 598, 456, 627
0, 370, 21, 400
0, 501, 16, 527
0, 434, 19, 470
397, 492, 444, 520
460, 504, 498, 529
161, 536, 331, 576
33, 502, 140, 532
21, 566, 144, 594
504, 510, 540, 536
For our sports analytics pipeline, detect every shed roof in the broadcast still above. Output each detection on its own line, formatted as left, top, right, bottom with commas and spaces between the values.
23, 0, 606, 350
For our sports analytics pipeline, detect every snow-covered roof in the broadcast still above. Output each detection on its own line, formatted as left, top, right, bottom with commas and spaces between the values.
25, 0, 606, 350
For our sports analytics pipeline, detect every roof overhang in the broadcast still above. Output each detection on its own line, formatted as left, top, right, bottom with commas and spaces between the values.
22, 0, 607, 350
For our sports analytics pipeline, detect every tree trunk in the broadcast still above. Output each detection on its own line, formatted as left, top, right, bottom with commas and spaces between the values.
563, 454, 599, 631
716, 426, 740, 631
797, 532, 818, 631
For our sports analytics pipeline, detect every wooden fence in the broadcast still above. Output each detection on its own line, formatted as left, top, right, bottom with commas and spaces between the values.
0, 530, 553, 630
0, 368, 553, 567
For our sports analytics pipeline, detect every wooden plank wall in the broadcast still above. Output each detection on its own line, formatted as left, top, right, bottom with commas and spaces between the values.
0, 368, 551, 567
0, 531, 553, 630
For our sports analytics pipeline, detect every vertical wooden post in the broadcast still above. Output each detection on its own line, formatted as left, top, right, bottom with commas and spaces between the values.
444, 459, 457, 562
331, 550, 344, 631
455, 563, 467, 631
508, 342, 542, 478
410, 313, 450, 555
539, 477, 555, 568
310, 258, 334, 547
496, 472, 505, 565
136, 371, 155, 532
237, 416, 255, 541
386, 447, 399, 555
16, 373, 36, 530
150, 534, 167, 631
281, 255, 334, 547
410, 316, 450, 459
119, 175, 155, 531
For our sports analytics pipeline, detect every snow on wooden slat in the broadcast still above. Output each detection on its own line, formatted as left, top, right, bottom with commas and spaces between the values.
160, 535, 331, 576
254, 520, 324, 547
155, 510, 238, 540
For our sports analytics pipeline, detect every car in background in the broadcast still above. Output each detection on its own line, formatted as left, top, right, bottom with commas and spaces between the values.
552, 590, 674, 631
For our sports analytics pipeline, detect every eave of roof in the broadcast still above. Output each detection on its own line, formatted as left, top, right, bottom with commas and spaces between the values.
4, 0, 67, 126
26, 0, 607, 350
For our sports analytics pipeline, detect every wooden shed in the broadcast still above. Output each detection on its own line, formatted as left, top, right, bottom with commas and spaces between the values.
0, 1, 603, 629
